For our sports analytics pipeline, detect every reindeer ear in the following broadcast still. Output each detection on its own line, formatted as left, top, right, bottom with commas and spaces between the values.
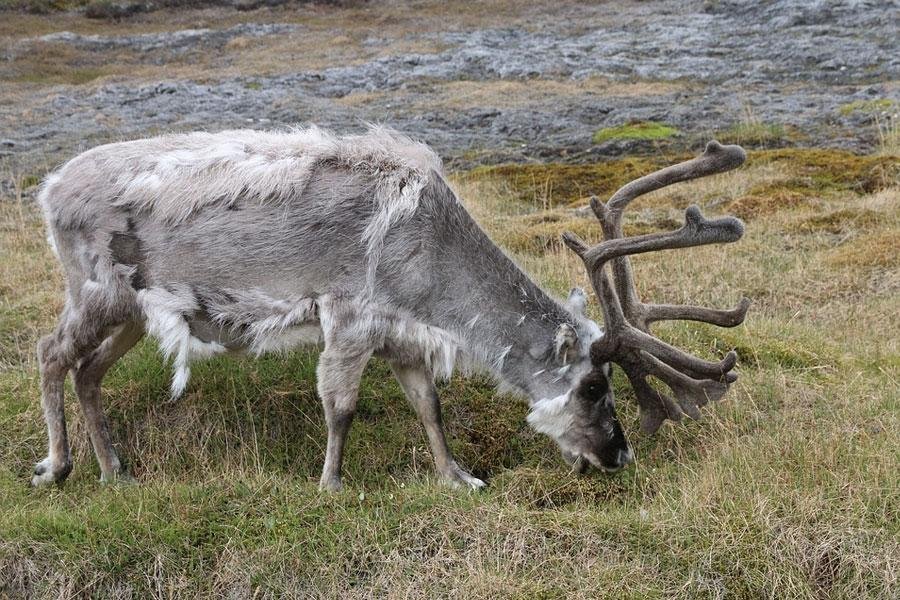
554, 323, 579, 363
566, 287, 588, 316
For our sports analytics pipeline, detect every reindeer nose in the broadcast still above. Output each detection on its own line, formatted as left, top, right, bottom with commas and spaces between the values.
616, 447, 634, 468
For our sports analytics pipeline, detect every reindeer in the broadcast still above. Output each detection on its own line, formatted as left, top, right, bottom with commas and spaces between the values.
33, 126, 749, 490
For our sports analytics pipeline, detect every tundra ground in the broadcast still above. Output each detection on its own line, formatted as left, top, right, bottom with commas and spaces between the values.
1, 1, 898, 598
2, 145, 898, 598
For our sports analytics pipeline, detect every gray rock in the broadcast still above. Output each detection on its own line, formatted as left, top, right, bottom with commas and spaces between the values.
26, 22, 299, 54
2, 0, 898, 174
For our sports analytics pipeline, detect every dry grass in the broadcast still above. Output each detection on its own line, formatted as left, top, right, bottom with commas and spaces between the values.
875, 112, 900, 156
337, 77, 684, 110
826, 231, 900, 268
0, 145, 898, 597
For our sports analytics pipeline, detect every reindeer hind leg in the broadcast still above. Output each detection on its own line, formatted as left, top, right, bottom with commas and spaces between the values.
32, 301, 106, 486
33, 317, 75, 486
33, 286, 136, 486
73, 321, 144, 483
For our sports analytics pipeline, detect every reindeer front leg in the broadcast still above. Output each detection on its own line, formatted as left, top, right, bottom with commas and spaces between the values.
316, 347, 372, 492
389, 360, 485, 490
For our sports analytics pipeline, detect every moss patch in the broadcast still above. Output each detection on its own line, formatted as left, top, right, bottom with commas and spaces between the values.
471, 156, 663, 208
752, 148, 898, 195
592, 121, 679, 144
468, 148, 897, 213
14, 67, 106, 85
838, 98, 896, 116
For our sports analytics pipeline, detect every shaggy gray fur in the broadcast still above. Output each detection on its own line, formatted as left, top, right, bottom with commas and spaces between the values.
34, 126, 631, 490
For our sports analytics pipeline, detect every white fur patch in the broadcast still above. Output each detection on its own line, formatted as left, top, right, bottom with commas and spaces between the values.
526, 393, 574, 439
138, 286, 225, 398
249, 324, 323, 354
90, 125, 441, 227
566, 287, 588, 316
391, 318, 459, 381
494, 344, 513, 372
554, 323, 578, 364
49, 125, 442, 297
37, 172, 62, 259
138, 287, 327, 395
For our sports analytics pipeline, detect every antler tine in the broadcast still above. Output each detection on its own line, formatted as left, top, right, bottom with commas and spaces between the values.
584, 202, 752, 331
583, 205, 745, 268
628, 376, 680, 434
606, 140, 747, 212
640, 351, 729, 417
562, 233, 628, 333
644, 297, 752, 329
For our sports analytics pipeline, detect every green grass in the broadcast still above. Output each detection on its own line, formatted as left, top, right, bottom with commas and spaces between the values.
592, 121, 679, 144
1, 149, 898, 597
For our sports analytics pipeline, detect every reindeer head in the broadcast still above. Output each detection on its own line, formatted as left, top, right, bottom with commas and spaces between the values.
531, 141, 751, 473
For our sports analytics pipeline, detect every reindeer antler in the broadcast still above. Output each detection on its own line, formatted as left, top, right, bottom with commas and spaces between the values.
562, 141, 751, 434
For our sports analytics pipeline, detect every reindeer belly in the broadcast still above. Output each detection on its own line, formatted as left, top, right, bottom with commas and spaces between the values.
186, 315, 323, 353
137, 285, 322, 397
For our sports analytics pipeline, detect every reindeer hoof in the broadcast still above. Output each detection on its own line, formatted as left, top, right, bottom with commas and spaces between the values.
319, 477, 343, 493
31, 457, 72, 487
440, 463, 486, 490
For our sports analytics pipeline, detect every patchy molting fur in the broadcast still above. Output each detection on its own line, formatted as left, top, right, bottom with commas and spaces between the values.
33, 125, 626, 489
101, 125, 441, 225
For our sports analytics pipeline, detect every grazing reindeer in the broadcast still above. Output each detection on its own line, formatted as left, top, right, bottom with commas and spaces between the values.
34, 126, 749, 490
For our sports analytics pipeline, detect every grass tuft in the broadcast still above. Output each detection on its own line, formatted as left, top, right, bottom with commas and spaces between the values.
728, 189, 811, 220
718, 121, 787, 147
471, 156, 664, 209
788, 208, 882, 234
826, 231, 900, 268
